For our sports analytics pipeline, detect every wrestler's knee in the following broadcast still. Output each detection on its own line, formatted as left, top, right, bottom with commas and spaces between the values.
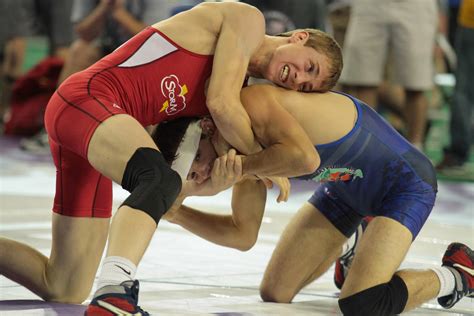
43, 281, 91, 304
338, 275, 408, 316
121, 148, 182, 224
259, 280, 294, 303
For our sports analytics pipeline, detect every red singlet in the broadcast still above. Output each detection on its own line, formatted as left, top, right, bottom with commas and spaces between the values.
44, 27, 213, 217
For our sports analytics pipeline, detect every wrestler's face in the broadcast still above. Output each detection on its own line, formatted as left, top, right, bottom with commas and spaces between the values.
266, 33, 330, 92
187, 117, 232, 184
187, 137, 217, 184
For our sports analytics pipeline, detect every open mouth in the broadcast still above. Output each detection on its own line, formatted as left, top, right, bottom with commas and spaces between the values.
280, 64, 289, 83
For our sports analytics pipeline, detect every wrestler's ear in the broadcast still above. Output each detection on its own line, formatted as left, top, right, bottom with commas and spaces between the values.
290, 31, 309, 44
200, 117, 215, 136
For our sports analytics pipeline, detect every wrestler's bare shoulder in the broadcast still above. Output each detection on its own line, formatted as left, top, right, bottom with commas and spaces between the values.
151, 2, 264, 56
241, 84, 357, 144
244, 85, 353, 111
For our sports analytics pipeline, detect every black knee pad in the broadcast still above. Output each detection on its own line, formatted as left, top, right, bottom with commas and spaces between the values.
338, 274, 408, 316
121, 148, 182, 224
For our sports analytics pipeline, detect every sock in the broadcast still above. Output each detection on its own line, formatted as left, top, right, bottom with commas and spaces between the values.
431, 266, 456, 297
341, 232, 357, 257
96, 256, 137, 291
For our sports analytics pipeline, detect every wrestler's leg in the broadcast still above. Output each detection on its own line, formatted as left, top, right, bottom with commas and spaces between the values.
87, 114, 166, 266
0, 113, 162, 302
260, 202, 347, 303
339, 217, 439, 314
0, 142, 111, 303
0, 215, 109, 303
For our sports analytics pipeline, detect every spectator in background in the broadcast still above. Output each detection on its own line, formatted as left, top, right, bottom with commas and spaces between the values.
263, 10, 295, 35
447, 0, 462, 48
339, 0, 438, 150
0, 0, 33, 126
327, 0, 352, 48
33, 0, 74, 60
14, 0, 74, 152
242, 0, 328, 32
436, 0, 474, 174
2, 0, 74, 148
326, 0, 408, 135
58, 0, 201, 85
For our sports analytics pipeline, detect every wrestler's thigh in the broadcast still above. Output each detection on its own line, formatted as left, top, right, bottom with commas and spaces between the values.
340, 216, 412, 298
261, 202, 347, 302
87, 114, 159, 185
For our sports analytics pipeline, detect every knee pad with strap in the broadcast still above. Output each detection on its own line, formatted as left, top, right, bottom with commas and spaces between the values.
338, 274, 409, 316
121, 147, 182, 224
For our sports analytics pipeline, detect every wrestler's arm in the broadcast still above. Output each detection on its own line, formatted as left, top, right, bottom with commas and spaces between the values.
240, 85, 320, 177
205, 3, 265, 155
167, 179, 267, 251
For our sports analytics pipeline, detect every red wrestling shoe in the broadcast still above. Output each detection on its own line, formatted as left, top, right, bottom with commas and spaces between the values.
334, 216, 374, 290
84, 280, 149, 316
438, 243, 474, 309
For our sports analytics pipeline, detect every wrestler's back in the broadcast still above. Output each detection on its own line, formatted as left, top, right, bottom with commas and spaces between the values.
275, 89, 437, 211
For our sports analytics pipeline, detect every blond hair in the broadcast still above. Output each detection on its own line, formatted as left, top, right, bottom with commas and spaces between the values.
278, 29, 343, 91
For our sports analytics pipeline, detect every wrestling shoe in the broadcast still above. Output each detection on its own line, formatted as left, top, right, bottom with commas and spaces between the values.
84, 280, 149, 316
334, 216, 374, 290
438, 242, 474, 309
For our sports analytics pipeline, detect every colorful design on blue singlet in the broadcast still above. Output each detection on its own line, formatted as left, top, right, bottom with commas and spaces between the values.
312, 167, 364, 182
300, 92, 437, 238
297, 92, 437, 214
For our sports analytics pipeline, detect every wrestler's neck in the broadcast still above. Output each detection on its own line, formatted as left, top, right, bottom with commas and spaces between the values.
247, 35, 285, 79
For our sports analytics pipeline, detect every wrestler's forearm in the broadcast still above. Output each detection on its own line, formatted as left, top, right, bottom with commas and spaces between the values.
241, 143, 319, 177
171, 206, 252, 251
169, 180, 266, 251
208, 98, 262, 155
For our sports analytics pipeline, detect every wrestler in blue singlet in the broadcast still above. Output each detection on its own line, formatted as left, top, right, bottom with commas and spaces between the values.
300, 93, 437, 238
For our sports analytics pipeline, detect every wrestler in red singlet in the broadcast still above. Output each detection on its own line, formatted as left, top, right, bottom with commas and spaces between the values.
44, 27, 213, 218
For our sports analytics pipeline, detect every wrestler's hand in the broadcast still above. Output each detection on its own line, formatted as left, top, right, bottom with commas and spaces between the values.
186, 149, 243, 196
260, 176, 290, 203
211, 148, 243, 191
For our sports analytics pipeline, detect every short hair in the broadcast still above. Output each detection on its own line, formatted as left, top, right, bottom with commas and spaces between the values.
277, 29, 343, 91
151, 117, 199, 165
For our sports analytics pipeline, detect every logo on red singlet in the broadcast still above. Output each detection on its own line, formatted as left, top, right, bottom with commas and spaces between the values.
160, 75, 188, 115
